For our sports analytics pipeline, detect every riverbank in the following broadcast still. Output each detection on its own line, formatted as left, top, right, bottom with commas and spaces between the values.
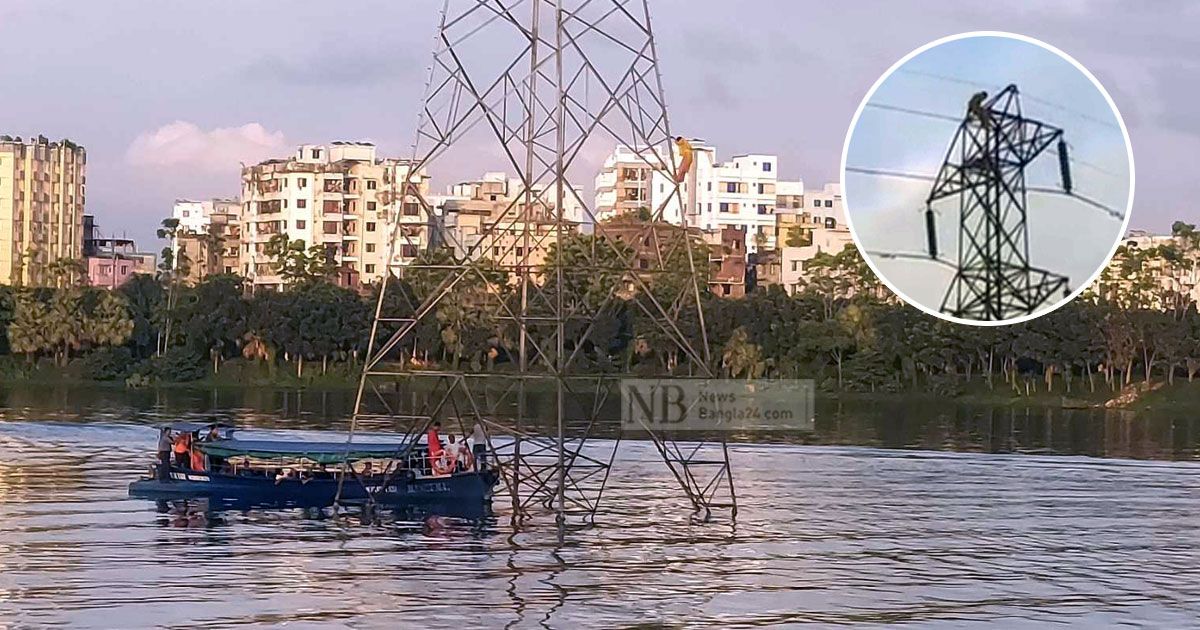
3, 356, 1196, 411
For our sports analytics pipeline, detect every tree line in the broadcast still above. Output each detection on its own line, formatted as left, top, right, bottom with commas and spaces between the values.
0, 221, 1197, 396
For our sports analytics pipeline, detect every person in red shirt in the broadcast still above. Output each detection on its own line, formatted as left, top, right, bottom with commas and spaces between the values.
426, 421, 446, 474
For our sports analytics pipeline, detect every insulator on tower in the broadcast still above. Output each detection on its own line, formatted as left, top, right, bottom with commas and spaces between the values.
924, 204, 938, 259
1058, 138, 1073, 195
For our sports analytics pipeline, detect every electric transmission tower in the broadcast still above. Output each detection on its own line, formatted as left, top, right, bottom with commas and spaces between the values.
347, 0, 735, 524
926, 84, 1072, 321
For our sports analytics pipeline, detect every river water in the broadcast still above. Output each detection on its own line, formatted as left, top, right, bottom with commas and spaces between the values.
1, 386, 1200, 628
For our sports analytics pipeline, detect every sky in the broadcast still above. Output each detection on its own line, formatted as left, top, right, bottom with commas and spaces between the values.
844, 34, 1132, 316
0, 0, 1196, 250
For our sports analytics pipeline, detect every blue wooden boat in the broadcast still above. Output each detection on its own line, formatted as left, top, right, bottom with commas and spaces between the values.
128, 423, 499, 510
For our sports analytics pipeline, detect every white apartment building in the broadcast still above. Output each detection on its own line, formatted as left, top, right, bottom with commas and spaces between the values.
778, 225, 855, 294
1093, 230, 1200, 308
774, 182, 852, 294
240, 142, 429, 289
172, 198, 239, 234
595, 142, 802, 252
438, 172, 581, 274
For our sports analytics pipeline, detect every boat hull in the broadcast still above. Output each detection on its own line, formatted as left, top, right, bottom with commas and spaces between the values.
129, 468, 498, 510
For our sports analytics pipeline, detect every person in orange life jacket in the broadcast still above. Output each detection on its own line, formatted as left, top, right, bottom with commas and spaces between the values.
189, 440, 206, 471
172, 432, 191, 468
426, 421, 445, 474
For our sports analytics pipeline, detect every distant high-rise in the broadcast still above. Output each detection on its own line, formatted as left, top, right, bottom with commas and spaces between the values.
240, 142, 429, 290
0, 135, 86, 286
595, 142, 802, 252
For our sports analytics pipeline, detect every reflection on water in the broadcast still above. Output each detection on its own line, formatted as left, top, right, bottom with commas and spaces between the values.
1, 386, 1199, 627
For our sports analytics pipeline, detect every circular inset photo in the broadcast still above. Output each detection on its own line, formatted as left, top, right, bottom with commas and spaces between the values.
841, 32, 1134, 325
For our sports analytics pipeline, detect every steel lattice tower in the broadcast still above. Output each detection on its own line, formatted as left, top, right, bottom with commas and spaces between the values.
347, 0, 735, 524
928, 84, 1070, 321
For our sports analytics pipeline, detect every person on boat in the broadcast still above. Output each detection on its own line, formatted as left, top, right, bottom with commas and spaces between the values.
459, 434, 474, 472
157, 428, 172, 480
470, 423, 488, 471
189, 440, 206, 471
426, 421, 446, 475
446, 435, 465, 472
172, 432, 191, 468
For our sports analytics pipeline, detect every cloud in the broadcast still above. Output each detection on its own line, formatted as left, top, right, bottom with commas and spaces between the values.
126, 121, 288, 171
242, 49, 419, 88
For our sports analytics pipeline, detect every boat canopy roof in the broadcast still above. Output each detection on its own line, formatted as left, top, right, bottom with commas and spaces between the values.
158, 421, 235, 433
197, 438, 404, 464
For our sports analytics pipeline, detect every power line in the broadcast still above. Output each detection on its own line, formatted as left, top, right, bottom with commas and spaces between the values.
865, 101, 1124, 181
845, 166, 933, 182
893, 67, 1121, 130
846, 165, 1125, 220
866, 249, 957, 269
1027, 186, 1126, 220
864, 102, 961, 123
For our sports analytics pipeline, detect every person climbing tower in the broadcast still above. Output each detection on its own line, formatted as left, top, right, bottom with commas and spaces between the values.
673, 136, 693, 183
967, 91, 992, 126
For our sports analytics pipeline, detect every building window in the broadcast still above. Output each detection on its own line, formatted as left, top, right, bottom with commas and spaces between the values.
493, 247, 501, 257
367, 202, 376, 212
791, 261, 799, 272
297, 220, 306, 229
824, 200, 833, 208
763, 162, 772, 172
367, 180, 377, 190
719, 202, 730, 212
758, 204, 769, 215
366, 243, 376, 253
812, 199, 820, 207
311, 149, 321, 160
365, 264, 375, 274
366, 222, 376, 232
726, 182, 737, 193
323, 221, 339, 234
401, 244, 418, 258
707, 182, 712, 191
297, 199, 307, 208
298, 178, 307, 188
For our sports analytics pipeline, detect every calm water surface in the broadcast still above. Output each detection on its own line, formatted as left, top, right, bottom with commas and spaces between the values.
1, 386, 1200, 628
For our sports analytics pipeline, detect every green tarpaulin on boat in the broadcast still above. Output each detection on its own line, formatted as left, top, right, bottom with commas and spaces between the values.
197, 439, 406, 464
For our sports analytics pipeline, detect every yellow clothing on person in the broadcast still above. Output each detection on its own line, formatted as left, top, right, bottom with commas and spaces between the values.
674, 138, 694, 183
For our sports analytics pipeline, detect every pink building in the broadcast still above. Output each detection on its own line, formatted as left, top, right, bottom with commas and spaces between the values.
85, 237, 152, 288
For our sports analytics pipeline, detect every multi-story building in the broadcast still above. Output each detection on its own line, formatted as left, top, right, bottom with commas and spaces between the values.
170, 198, 242, 283
1092, 230, 1200, 309
240, 142, 429, 290
0, 135, 86, 286
594, 145, 673, 223
595, 141, 802, 253
778, 223, 855, 294
775, 182, 843, 246
439, 172, 580, 274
